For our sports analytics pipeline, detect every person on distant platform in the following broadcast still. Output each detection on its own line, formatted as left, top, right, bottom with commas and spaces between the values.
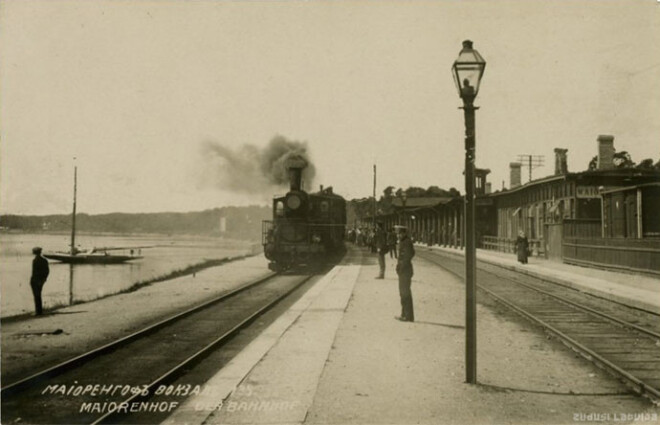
374, 222, 389, 279
395, 225, 415, 322
387, 228, 398, 259
30, 247, 49, 316
515, 230, 529, 265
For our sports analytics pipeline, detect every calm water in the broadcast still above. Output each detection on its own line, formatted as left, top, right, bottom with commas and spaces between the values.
0, 233, 254, 318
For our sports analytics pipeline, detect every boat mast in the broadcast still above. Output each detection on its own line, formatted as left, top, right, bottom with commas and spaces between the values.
70, 165, 77, 255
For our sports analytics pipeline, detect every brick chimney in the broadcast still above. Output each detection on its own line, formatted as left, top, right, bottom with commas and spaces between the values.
509, 162, 522, 188
554, 148, 568, 175
597, 135, 615, 170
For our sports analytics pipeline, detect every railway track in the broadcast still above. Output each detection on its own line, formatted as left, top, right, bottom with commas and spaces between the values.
418, 249, 660, 404
1, 271, 316, 424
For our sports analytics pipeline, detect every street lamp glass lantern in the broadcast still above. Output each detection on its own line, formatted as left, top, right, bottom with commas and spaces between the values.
452, 40, 486, 98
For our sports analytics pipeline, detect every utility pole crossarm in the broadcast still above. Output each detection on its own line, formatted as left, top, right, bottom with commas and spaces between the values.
516, 154, 545, 182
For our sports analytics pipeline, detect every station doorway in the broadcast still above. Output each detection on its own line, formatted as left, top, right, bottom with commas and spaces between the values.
544, 223, 562, 261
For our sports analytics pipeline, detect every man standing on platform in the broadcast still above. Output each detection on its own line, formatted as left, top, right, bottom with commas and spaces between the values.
374, 221, 388, 279
30, 247, 49, 316
387, 228, 398, 259
394, 225, 415, 322
515, 230, 529, 264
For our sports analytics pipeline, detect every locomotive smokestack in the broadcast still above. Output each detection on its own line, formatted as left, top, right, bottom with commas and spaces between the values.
286, 155, 308, 191
289, 168, 302, 191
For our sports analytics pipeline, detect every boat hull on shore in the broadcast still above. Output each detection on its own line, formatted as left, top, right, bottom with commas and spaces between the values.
43, 253, 142, 264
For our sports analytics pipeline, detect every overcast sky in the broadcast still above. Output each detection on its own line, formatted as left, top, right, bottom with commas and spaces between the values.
1, 0, 659, 215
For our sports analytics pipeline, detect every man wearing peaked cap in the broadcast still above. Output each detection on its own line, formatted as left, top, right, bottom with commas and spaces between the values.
30, 247, 49, 316
394, 225, 415, 322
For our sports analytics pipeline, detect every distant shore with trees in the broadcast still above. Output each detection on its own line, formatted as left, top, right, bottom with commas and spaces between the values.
0, 206, 271, 241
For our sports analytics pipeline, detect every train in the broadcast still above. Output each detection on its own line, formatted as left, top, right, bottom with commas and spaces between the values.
262, 156, 347, 271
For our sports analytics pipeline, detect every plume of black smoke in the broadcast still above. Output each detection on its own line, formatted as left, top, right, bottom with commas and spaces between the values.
201, 135, 316, 194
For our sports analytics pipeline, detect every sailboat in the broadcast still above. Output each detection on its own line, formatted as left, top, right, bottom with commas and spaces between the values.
43, 166, 144, 264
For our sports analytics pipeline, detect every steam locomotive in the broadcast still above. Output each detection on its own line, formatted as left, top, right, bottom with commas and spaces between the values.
262, 157, 346, 271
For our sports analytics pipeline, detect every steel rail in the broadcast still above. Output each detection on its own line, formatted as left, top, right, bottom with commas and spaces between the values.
475, 283, 660, 401
1, 271, 277, 398
421, 249, 660, 336
473, 264, 660, 340
418, 251, 660, 403
428, 248, 660, 316
91, 273, 315, 425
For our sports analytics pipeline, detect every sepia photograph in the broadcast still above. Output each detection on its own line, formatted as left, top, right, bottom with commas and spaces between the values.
1, 1, 659, 424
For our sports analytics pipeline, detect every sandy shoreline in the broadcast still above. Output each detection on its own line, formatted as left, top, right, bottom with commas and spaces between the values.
1, 255, 270, 384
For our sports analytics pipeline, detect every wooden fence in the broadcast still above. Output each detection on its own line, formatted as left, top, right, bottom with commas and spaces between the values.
562, 237, 660, 277
481, 236, 544, 257
563, 218, 601, 238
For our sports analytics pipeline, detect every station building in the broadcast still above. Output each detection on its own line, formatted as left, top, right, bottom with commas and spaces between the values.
369, 135, 660, 275
488, 136, 660, 260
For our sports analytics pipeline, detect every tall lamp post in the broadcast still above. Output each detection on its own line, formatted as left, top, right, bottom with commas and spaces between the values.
399, 192, 407, 225
373, 164, 377, 229
452, 40, 486, 384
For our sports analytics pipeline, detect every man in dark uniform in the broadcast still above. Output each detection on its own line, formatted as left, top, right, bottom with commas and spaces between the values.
374, 222, 388, 279
394, 225, 415, 322
387, 228, 398, 259
30, 247, 49, 316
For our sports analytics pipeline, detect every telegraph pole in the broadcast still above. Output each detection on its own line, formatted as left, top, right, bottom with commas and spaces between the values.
373, 164, 377, 226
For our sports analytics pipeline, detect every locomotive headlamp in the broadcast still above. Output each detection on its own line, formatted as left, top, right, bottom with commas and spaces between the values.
275, 201, 284, 216
286, 195, 302, 210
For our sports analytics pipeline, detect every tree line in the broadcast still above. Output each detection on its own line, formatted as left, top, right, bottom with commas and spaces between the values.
0, 206, 271, 241
587, 152, 660, 171
347, 185, 461, 225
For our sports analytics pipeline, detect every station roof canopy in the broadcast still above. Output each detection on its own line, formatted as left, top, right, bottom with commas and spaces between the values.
489, 168, 660, 198
599, 181, 660, 195
390, 197, 455, 209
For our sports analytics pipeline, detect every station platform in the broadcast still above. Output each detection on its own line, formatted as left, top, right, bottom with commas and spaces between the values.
165, 245, 656, 425
422, 244, 660, 315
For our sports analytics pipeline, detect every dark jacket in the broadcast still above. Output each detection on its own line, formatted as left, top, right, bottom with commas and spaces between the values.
31, 255, 50, 282
396, 235, 415, 276
387, 231, 397, 246
375, 228, 389, 253
515, 236, 529, 261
